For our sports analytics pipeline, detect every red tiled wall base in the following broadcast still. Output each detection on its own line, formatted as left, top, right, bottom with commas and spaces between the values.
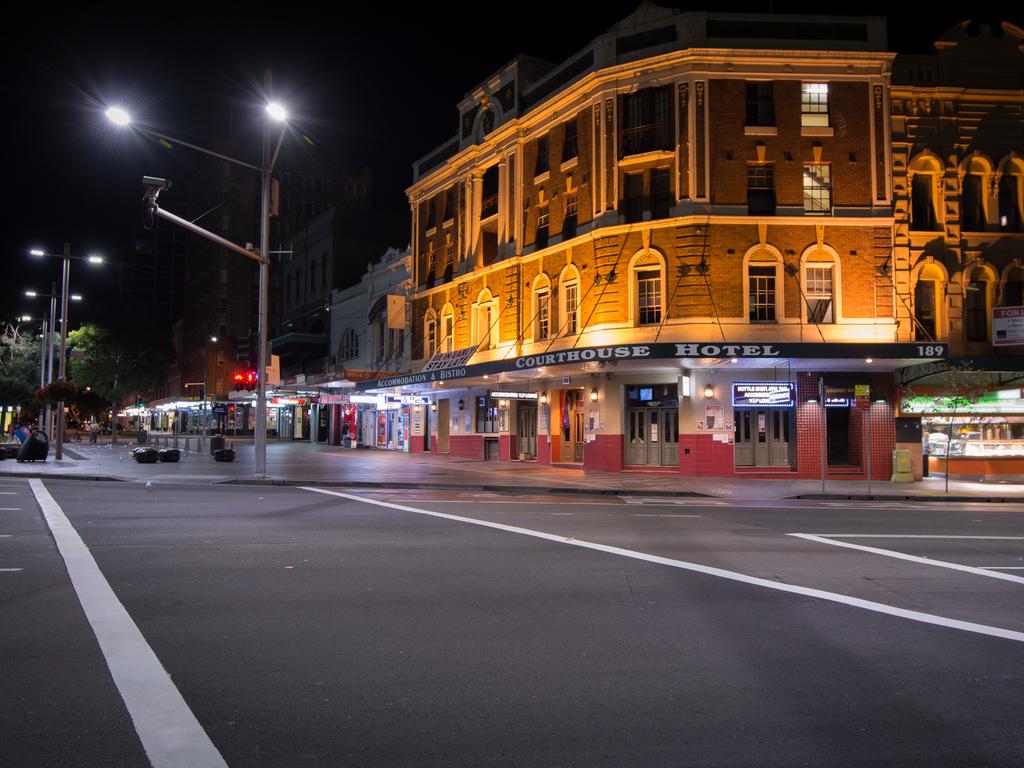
537, 438, 552, 466
409, 435, 426, 454
584, 434, 623, 472
679, 434, 737, 477
430, 435, 439, 453
500, 435, 513, 462
448, 435, 484, 460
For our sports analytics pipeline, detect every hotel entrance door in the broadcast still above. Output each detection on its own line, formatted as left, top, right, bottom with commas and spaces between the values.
734, 409, 793, 467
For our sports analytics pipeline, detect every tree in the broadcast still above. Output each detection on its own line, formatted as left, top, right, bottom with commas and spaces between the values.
68, 322, 174, 443
0, 322, 41, 420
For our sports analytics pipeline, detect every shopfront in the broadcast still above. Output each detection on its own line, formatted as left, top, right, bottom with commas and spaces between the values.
731, 382, 795, 468
625, 383, 679, 468
902, 386, 1024, 479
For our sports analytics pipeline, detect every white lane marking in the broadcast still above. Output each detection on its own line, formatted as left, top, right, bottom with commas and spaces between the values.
302, 487, 1024, 645
789, 534, 1024, 587
379, 499, 629, 507
0, 568, 23, 572
979, 567, 1024, 571
622, 497, 725, 506
807, 534, 1024, 540
0, 508, 21, 511
630, 513, 702, 518
28, 479, 227, 768
0, 492, 18, 495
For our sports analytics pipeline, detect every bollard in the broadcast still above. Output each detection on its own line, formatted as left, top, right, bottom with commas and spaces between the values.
184, 437, 190, 453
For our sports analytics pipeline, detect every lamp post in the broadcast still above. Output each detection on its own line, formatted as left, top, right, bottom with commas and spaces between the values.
106, 73, 287, 479
202, 335, 218, 451
25, 249, 96, 460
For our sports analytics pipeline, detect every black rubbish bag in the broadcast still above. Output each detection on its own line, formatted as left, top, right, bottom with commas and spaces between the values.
17, 430, 49, 462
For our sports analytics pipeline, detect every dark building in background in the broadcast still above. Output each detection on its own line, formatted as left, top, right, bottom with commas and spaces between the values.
170, 100, 381, 402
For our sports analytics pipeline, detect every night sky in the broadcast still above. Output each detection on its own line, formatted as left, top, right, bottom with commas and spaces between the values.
2, 4, 1012, 327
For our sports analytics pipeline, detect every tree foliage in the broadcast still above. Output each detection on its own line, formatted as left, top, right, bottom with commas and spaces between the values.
68, 322, 175, 404
0, 322, 41, 408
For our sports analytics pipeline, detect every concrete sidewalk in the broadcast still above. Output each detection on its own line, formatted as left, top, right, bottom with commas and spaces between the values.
2, 438, 1022, 502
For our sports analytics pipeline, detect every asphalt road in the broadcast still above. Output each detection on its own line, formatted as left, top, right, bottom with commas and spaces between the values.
2, 478, 1024, 767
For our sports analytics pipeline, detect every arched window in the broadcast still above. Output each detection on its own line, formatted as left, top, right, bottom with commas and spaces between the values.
472, 289, 499, 351
799, 245, 841, 324
1003, 265, 1024, 308
909, 154, 943, 232
960, 156, 992, 232
965, 265, 996, 343
532, 274, 552, 341
998, 157, 1024, 233
338, 328, 359, 360
912, 261, 946, 341
559, 265, 580, 336
423, 309, 437, 359
628, 250, 667, 326
440, 303, 455, 353
743, 246, 784, 323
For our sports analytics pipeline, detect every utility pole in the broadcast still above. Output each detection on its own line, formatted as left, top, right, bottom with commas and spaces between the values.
254, 69, 272, 479
56, 243, 71, 460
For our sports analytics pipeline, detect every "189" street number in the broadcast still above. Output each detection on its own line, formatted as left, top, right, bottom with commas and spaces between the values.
916, 345, 944, 357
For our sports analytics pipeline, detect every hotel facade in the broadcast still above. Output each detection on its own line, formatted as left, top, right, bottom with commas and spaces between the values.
355, 9, 1023, 480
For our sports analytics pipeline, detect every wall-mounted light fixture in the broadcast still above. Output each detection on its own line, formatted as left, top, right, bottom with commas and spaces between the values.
458, 399, 465, 411
540, 393, 548, 405
703, 384, 715, 400
590, 388, 598, 403
430, 402, 437, 412
499, 399, 508, 408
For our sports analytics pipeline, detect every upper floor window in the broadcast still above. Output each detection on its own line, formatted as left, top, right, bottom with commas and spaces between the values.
748, 164, 776, 215
746, 82, 774, 127
473, 290, 499, 351
748, 265, 777, 322
803, 164, 832, 214
624, 173, 645, 223
441, 188, 454, 223
961, 174, 986, 232
424, 199, 437, 231
965, 267, 993, 342
801, 83, 830, 128
911, 174, 940, 231
562, 119, 578, 163
533, 276, 552, 341
621, 86, 672, 156
424, 312, 437, 359
1003, 267, 1024, 308
563, 192, 578, 238
805, 265, 834, 323
535, 204, 550, 249
535, 135, 550, 177
651, 168, 672, 220
339, 328, 359, 360
440, 305, 455, 353
1000, 173, 1023, 232
636, 269, 662, 325
561, 272, 580, 336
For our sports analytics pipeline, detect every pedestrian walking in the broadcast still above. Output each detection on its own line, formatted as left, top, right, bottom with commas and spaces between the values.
89, 420, 100, 445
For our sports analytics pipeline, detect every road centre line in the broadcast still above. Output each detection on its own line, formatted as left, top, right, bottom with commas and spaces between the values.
0, 508, 21, 511
789, 534, 1024, 587
302, 487, 1024, 645
0, 568, 23, 572
979, 566, 1024, 570
805, 534, 1024, 540
28, 479, 227, 768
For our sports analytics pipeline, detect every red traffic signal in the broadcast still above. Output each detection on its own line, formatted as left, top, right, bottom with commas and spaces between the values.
245, 371, 257, 391
233, 371, 246, 391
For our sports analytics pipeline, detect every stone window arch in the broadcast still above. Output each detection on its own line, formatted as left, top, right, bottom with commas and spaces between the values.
963, 262, 998, 343
997, 155, 1024, 232
338, 328, 359, 361
959, 154, 993, 232
1001, 262, 1024, 308
423, 308, 438, 360
439, 302, 455, 353
472, 288, 499, 350
910, 258, 949, 341
558, 264, 581, 336
531, 273, 552, 341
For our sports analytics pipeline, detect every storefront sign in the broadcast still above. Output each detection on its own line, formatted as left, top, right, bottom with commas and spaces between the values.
358, 343, 948, 392
993, 306, 1024, 346
387, 395, 430, 405
319, 394, 352, 405
490, 391, 539, 400
901, 390, 1024, 415
732, 382, 796, 408
271, 397, 307, 406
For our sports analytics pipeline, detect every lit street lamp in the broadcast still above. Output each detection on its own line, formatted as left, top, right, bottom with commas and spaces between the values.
24, 250, 98, 460
106, 76, 288, 478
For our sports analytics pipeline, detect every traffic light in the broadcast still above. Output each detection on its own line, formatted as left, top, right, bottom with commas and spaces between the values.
232, 370, 257, 391
233, 371, 245, 391
245, 370, 257, 391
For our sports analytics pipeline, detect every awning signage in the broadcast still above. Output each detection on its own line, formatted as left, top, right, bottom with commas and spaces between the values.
732, 382, 795, 408
422, 346, 478, 373
490, 391, 539, 400
357, 342, 948, 392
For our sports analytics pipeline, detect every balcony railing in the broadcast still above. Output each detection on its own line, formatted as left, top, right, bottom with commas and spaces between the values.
481, 193, 498, 219
619, 123, 673, 158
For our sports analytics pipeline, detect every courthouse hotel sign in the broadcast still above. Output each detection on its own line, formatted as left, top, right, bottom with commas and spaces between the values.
358, 343, 947, 392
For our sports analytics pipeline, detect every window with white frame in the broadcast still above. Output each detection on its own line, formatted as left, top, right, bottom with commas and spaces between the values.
424, 314, 437, 359
748, 265, 777, 322
801, 83, 829, 127
535, 287, 551, 340
440, 307, 454, 353
803, 164, 832, 214
562, 280, 579, 335
475, 300, 496, 350
636, 269, 662, 325
339, 328, 359, 360
804, 265, 834, 323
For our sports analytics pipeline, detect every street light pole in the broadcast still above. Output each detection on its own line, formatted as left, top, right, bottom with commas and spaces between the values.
46, 285, 57, 438
56, 243, 71, 460
255, 69, 272, 479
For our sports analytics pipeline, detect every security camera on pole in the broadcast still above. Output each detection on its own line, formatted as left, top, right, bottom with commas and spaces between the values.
107, 71, 287, 478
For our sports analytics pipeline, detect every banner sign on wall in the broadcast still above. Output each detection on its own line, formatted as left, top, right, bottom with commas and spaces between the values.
731, 382, 796, 408
993, 306, 1024, 346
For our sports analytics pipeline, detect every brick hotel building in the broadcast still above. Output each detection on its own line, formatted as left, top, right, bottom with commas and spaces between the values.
356, 8, 1013, 480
